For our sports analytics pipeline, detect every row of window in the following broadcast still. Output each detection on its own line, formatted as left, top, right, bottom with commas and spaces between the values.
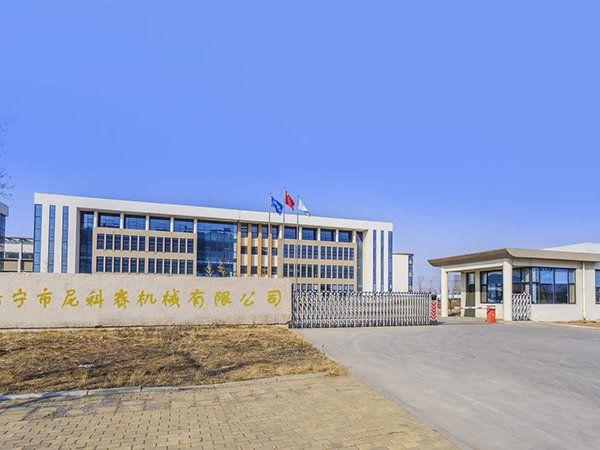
96, 256, 194, 275
283, 264, 355, 279
97, 234, 195, 254
239, 266, 278, 276
283, 244, 355, 261
240, 224, 279, 240
97, 214, 195, 233
240, 246, 278, 256
282, 227, 352, 242
473, 267, 577, 304
294, 283, 355, 292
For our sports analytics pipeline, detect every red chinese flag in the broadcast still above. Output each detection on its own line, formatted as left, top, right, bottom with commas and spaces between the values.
284, 191, 295, 210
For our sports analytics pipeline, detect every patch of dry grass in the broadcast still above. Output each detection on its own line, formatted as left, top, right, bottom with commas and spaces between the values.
557, 320, 600, 328
0, 326, 345, 395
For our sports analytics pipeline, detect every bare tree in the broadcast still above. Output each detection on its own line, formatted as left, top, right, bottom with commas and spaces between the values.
415, 275, 425, 293
0, 119, 12, 198
205, 262, 214, 277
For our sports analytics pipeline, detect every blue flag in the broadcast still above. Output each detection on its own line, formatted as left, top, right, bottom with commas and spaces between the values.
271, 196, 283, 215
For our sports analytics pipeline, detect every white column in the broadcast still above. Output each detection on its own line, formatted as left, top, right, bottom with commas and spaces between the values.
440, 268, 449, 318
502, 259, 513, 321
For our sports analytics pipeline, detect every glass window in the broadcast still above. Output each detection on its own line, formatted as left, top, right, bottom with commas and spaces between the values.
272, 247, 277, 256
96, 256, 104, 273
165, 237, 171, 253
149, 236, 155, 252
150, 217, 170, 232
61, 206, 69, 273
271, 225, 279, 240
139, 258, 145, 273
131, 258, 138, 273
123, 257, 129, 273
332, 248, 337, 260
174, 219, 194, 233
308, 246, 313, 259
338, 230, 351, 243
180, 239, 186, 253
78, 211, 94, 273
271, 266, 277, 276
480, 270, 503, 304
251, 246, 258, 255
187, 239, 194, 253
114, 257, 121, 273
241, 265, 247, 275
289, 245, 295, 258
123, 235, 130, 251
596, 271, 600, 304
251, 225, 258, 238
131, 235, 138, 251
125, 215, 146, 230
148, 258, 155, 273
114, 234, 121, 251
139, 236, 146, 251
196, 221, 236, 277
172, 238, 179, 253
99, 213, 120, 228
284, 226, 297, 240
187, 260, 193, 274
320, 229, 334, 242
326, 247, 331, 260
47, 205, 56, 273
321, 247, 325, 259
241, 245, 248, 255
156, 258, 163, 274
302, 228, 317, 240
105, 257, 113, 273
105, 234, 113, 250
240, 224, 248, 238
157, 237, 163, 252
179, 259, 185, 274
261, 246, 268, 256
171, 259, 178, 274
97, 233, 105, 250
302, 245, 307, 258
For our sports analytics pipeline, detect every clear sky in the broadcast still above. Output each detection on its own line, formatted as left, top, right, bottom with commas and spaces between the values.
1, 1, 599, 283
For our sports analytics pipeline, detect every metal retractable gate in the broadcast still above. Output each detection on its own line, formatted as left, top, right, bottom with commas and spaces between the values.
290, 291, 435, 328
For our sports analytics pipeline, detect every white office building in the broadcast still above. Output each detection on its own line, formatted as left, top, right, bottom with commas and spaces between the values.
33, 193, 411, 292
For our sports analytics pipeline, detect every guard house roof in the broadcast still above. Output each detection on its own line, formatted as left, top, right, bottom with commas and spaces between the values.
428, 247, 600, 267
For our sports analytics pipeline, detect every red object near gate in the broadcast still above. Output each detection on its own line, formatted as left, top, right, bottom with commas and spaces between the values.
486, 306, 496, 323
430, 298, 437, 323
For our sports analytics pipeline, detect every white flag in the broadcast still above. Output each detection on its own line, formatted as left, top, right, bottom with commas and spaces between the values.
298, 197, 310, 216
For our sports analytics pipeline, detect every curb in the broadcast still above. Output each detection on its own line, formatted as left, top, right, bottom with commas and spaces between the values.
0, 372, 329, 402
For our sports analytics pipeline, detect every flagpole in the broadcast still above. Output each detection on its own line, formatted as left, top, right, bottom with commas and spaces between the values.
295, 195, 300, 291
268, 193, 272, 279
282, 187, 286, 287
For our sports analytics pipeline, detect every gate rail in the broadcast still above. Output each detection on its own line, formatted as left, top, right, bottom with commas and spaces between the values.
290, 291, 434, 328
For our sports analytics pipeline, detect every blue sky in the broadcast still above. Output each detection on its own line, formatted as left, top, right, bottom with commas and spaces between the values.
1, 1, 599, 282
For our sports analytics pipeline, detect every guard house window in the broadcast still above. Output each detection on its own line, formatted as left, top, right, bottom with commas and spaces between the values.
125, 215, 146, 230
284, 226, 297, 239
302, 228, 317, 240
174, 219, 194, 233
338, 230, 351, 243
150, 217, 170, 231
98, 213, 120, 228
320, 229, 334, 242
480, 271, 503, 303
514, 267, 575, 304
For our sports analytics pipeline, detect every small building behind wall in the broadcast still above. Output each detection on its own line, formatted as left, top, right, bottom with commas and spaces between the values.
429, 243, 600, 322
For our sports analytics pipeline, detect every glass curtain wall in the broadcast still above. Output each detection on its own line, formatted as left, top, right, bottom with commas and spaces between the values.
196, 221, 237, 277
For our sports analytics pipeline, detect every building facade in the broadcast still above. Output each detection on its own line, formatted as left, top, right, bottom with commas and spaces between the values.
0, 237, 34, 272
430, 243, 600, 322
33, 193, 397, 292
392, 252, 414, 292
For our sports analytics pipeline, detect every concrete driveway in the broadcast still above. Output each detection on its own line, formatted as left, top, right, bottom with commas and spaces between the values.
298, 319, 600, 450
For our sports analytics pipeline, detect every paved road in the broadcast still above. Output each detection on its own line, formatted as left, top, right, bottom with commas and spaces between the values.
0, 376, 453, 449
298, 319, 600, 450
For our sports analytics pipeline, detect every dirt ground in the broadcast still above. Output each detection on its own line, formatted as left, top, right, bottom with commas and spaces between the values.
0, 325, 344, 395
558, 320, 600, 328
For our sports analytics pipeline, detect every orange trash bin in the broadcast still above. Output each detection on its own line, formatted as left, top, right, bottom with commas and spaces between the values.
486, 306, 496, 323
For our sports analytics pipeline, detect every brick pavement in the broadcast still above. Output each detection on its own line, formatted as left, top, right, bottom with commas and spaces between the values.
0, 376, 454, 449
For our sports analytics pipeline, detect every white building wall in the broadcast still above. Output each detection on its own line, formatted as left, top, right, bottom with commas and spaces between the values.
392, 253, 410, 292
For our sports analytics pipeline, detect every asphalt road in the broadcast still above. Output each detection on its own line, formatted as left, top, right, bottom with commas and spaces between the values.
298, 319, 600, 450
